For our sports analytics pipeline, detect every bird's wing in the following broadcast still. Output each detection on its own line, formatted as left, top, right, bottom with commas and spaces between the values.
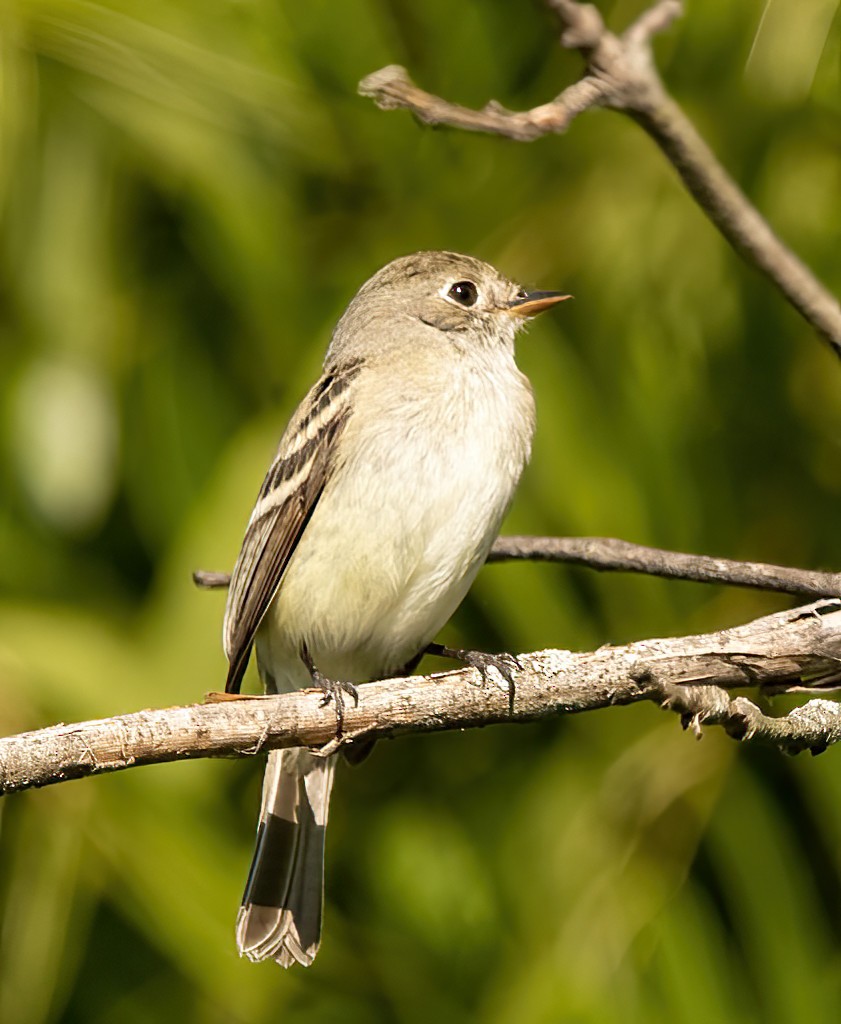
222, 362, 362, 693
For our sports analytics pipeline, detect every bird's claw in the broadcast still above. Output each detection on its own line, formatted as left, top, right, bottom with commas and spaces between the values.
313, 669, 359, 737
301, 643, 359, 739
455, 649, 522, 692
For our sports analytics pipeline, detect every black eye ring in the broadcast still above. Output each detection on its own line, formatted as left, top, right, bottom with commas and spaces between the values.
447, 280, 479, 307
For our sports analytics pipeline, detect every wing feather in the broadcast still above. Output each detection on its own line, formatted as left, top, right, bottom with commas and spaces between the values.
223, 363, 361, 692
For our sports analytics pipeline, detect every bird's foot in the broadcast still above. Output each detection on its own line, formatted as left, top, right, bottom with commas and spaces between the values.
301, 644, 358, 738
426, 643, 522, 694
314, 669, 359, 737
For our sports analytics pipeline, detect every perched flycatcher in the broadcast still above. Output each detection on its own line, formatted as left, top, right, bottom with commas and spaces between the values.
223, 250, 568, 967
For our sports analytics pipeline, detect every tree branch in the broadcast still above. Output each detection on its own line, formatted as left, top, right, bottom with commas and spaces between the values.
487, 536, 841, 598
358, 0, 841, 356
192, 534, 841, 600
4, 600, 841, 796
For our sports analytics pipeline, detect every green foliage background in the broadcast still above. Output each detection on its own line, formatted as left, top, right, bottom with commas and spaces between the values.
1, 1, 840, 1020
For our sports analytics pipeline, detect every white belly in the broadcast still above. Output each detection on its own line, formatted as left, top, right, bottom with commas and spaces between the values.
256, 351, 534, 691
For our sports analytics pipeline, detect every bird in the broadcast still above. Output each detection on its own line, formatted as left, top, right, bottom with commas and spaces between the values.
222, 250, 569, 967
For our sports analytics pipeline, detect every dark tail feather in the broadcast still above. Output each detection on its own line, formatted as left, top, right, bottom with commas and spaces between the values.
236, 749, 336, 967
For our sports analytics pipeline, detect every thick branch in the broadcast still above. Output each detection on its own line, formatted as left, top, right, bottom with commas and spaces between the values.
359, 0, 841, 356
192, 535, 841, 600
4, 600, 841, 795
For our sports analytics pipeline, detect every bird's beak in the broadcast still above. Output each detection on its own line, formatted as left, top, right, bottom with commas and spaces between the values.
504, 291, 572, 317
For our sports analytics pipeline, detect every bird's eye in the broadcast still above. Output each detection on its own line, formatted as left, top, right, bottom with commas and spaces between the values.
447, 281, 479, 307
514, 289, 528, 301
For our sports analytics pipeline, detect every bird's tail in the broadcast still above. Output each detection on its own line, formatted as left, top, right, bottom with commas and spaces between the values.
236, 748, 336, 967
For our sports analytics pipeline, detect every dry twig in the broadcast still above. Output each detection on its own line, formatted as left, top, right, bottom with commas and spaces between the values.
359, 0, 841, 355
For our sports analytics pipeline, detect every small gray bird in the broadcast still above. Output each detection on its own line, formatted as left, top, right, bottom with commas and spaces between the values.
223, 250, 568, 967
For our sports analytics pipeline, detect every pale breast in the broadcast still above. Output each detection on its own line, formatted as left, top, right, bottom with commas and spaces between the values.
257, 349, 535, 687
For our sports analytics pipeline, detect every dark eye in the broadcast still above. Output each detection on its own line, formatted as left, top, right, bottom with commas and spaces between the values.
447, 280, 478, 307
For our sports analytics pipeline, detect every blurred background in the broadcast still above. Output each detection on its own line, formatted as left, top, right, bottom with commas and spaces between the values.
1, 0, 840, 1020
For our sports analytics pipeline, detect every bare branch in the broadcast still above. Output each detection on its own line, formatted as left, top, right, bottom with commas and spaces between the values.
358, 64, 608, 142
192, 535, 841, 600
486, 536, 841, 599
4, 600, 841, 796
358, 0, 841, 356
626, 94, 841, 358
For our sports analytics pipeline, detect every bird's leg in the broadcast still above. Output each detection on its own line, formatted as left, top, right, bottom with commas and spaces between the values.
300, 643, 359, 738
425, 642, 522, 698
